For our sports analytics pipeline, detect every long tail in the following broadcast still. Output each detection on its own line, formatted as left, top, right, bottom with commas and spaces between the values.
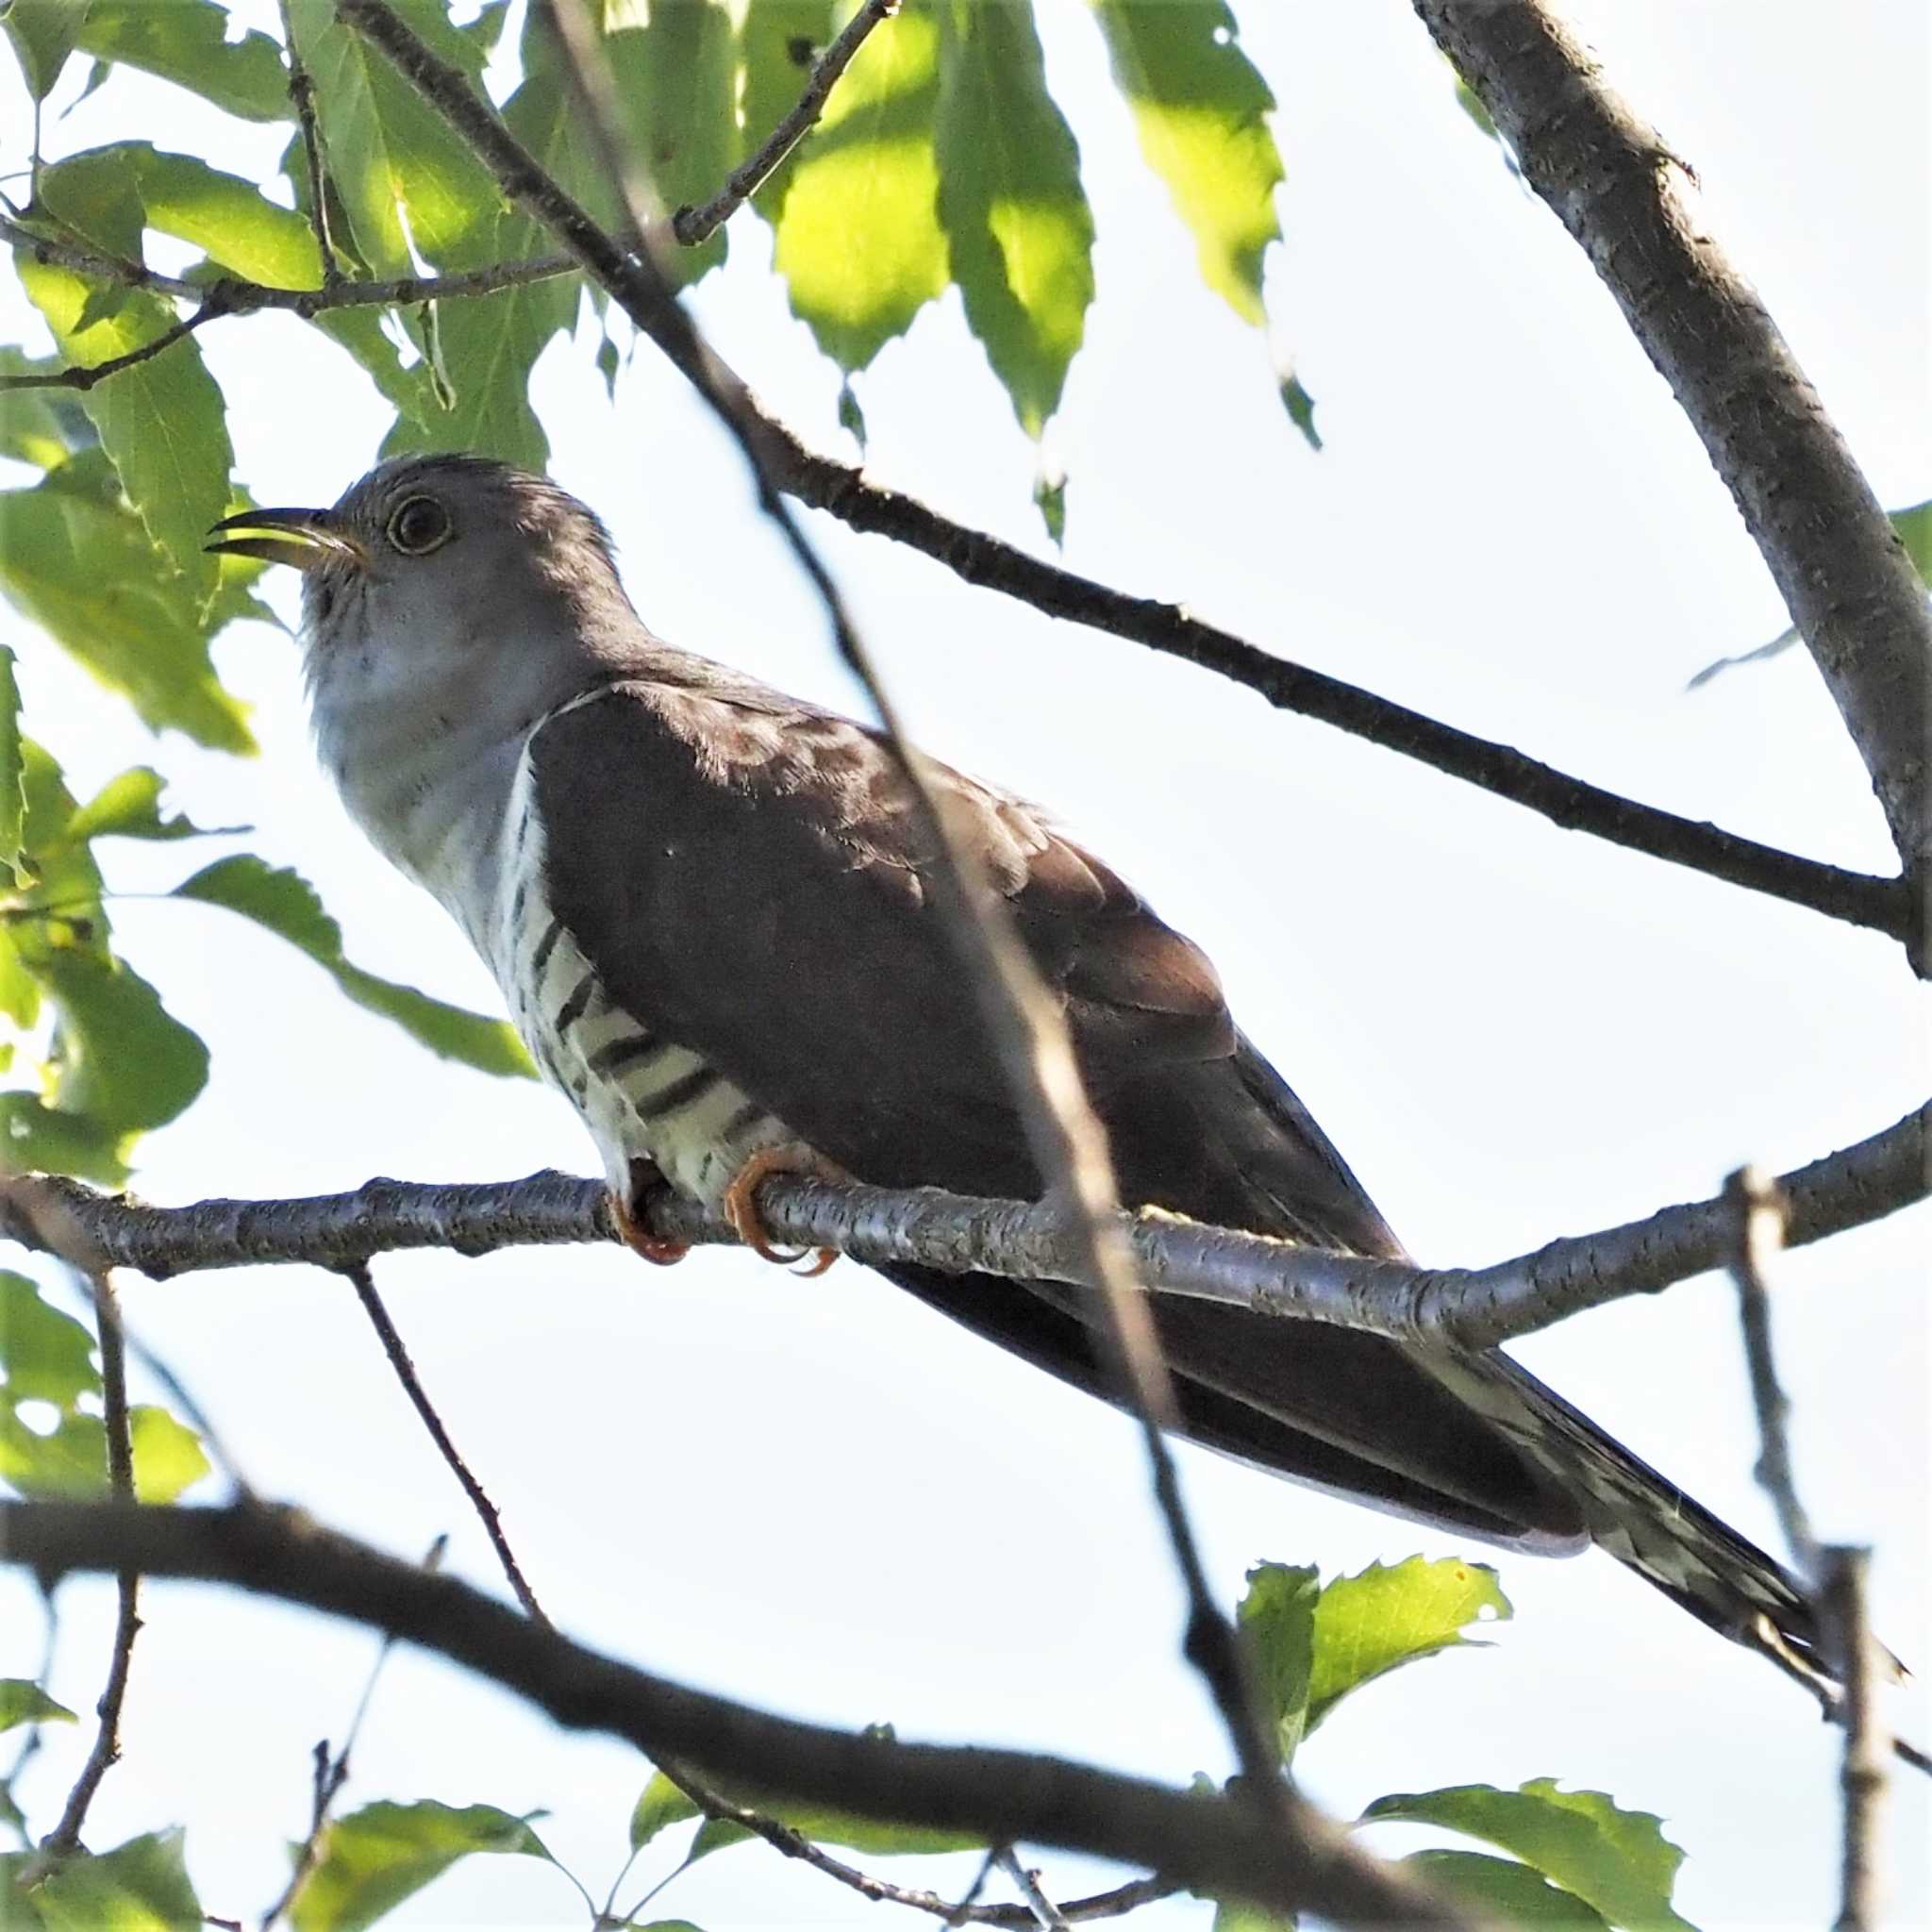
1434, 1350, 1857, 1689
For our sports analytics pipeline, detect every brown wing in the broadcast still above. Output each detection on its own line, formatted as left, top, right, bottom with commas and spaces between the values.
531, 677, 1586, 1547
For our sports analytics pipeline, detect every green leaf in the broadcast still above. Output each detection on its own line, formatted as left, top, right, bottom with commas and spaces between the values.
0, 1094, 125, 1184
1210, 1902, 1291, 1932
0, 1269, 98, 1407
287, 0, 502, 279
1307, 1556, 1509, 1734
0, 348, 95, 469
14, 259, 231, 608
769, 1, 950, 371
602, 0, 736, 289
458, 0, 511, 60
173, 856, 534, 1078
76, 0, 290, 121
1235, 1561, 1317, 1769
934, 0, 1093, 437
1033, 466, 1065, 547
130, 148, 323, 287
739, 0, 834, 221
1089, 0, 1284, 325
64, 766, 234, 844
1278, 370, 1320, 451
23, 946, 208, 1134
630, 1772, 700, 1851
127, 1403, 210, 1503
1405, 1851, 1612, 1929
3, 0, 90, 101
23, 1827, 203, 1931
1890, 499, 1931, 580
0, 454, 256, 750
0, 1678, 75, 1733
0, 646, 23, 883
1360, 1782, 1697, 1932
291, 1800, 558, 1932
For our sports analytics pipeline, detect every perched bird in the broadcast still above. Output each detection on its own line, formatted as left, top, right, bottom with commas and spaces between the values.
211, 454, 1825, 1684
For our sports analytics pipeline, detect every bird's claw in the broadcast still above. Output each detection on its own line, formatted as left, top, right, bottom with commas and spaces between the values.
722, 1145, 841, 1275
610, 1161, 689, 1266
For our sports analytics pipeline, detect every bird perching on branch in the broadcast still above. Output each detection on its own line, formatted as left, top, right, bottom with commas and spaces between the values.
211, 455, 1828, 1685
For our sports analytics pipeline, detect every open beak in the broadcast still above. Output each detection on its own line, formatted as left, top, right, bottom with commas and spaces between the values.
205, 507, 368, 573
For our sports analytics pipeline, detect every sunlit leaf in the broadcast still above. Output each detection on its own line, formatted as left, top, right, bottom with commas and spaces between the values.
630, 1772, 700, 1851
1089, 0, 1283, 325
0, 1269, 98, 1407
132, 148, 324, 287
291, 1801, 558, 1932
2, 0, 89, 101
0, 1679, 75, 1733
1307, 1556, 1509, 1734
64, 766, 236, 844
14, 258, 231, 607
739, 0, 835, 221
0, 455, 256, 750
173, 856, 534, 1078
19, 1827, 202, 1931
0, 348, 95, 470
1235, 1560, 1317, 1769
0, 1093, 125, 1184
935, 0, 1092, 437
76, 0, 291, 122
0, 646, 22, 883
287, 0, 502, 279
603, 0, 737, 289
1360, 1782, 1697, 1932
1406, 1850, 1612, 1928
128, 1403, 210, 1503
769, 1, 949, 371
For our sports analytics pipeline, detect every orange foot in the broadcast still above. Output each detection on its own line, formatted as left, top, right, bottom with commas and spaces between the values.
723, 1145, 843, 1276
610, 1158, 690, 1266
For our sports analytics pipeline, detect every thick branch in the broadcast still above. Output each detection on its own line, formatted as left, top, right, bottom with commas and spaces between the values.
0, 1500, 1477, 1930
3, 1100, 1922, 1350
1413, 0, 1932, 890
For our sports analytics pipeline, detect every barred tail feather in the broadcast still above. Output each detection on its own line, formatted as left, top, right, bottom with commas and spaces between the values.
1437, 1351, 1841, 1689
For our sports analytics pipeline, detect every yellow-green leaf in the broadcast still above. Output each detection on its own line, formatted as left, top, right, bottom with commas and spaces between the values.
3, 0, 90, 101
0, 1269, 98, 1408
0, 1679, 76, 1733
128, 1403, 210, 1503
770, 1, 949, 371
174, 856, 534, 1078
934, 0, 1093, 437
1089, 0, 1283, 325
14, 1827, 203, 1932
739, 0, 836, 221
1406, 1851, 1611, 1928
77, 0, 291, 122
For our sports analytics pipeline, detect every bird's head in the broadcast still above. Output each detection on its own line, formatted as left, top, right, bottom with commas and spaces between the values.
208, 455, 629, 718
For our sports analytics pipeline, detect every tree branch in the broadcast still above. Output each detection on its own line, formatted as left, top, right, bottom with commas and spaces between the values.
0, 296, 227, 392
275, 0, 345, 289
1411, 0, 1932, 897
0, 1500, 1479, 1930
5, 1100, 1922, 1351
670, 0, 899, 247
36, 1276, 141, 1860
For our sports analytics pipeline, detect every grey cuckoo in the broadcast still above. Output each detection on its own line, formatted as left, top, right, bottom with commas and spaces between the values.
208, 453, 1828, 1684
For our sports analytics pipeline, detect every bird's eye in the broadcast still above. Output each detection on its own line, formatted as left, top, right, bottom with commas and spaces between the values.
386, 494, 451, 556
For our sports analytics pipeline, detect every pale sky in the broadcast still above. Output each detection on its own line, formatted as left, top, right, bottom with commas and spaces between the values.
0, 2, 1926, 1927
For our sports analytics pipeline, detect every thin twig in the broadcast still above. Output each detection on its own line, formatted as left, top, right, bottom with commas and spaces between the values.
337, 1262, 546, 1624
671, 0, 898, 246
1823, 1547, 1888, 1932
0, 297, 228, 392
36, 1276, 141, 1858
260, 1535, 447, 1929
6, 1098, 1924, 1350
1, 1499, 1481, 1928
1726, 1166, 1820, 1573
275, 0, 346, 289
998, 1847, 1073, 1930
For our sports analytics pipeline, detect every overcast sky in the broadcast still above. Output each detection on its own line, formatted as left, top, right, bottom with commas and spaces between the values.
1, 1, 1926, 1927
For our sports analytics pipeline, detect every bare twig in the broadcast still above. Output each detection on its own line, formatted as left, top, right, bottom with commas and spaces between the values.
36, 1276, 141, 1859
1726, 1167, 1819, 1571
275, 0, 345, 288
1823, 1547, 1888, 1932
670, 0, 899, 246
0, 1499, 1480, 1929
1413, 0, 1931, 891
0, 297, 229, 391
998, 1848, 1073, 1931
5, 1100, 1924, 1350
337, 1261, 546, 1624
260, 1534, 447, 1929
